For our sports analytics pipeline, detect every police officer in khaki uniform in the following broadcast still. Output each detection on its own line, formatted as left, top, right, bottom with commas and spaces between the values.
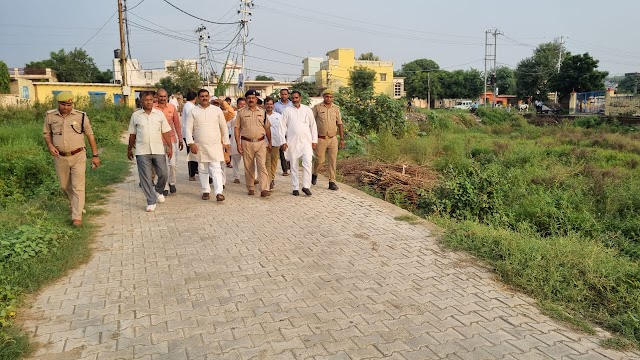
312, 88, 345, 190
234, 89, 272, 197
43, 92, 101, 227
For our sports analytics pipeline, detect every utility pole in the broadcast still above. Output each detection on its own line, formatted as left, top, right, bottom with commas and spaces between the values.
238, 0, 253, 94
196, 25, 211, 87
554, 36, 565, 102
427, 70, 431, 110
117, 0, 129, 105
483, 28, 502, 107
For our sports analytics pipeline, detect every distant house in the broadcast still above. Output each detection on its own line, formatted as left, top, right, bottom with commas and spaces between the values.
314, 48, 404, 99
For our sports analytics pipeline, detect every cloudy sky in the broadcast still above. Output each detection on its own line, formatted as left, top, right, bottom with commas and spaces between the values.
1, 0, 638, 80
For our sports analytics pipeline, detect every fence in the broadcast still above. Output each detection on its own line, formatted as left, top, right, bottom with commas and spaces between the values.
575, 91, 605, 114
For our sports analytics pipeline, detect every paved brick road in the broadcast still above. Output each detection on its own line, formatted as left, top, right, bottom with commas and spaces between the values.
23, 161, 640, 359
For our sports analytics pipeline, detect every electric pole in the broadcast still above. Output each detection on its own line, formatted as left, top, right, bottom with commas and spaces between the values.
117, 0, 129, 105
238, 0, 253, 94
554, 36, 565, 102
483, 28, 502, 107
196, 25, 212, 87
427, 70, 431, 110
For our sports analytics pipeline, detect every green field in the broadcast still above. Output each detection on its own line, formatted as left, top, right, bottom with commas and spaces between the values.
0, 103, 132, 359
342, 107, 640, 348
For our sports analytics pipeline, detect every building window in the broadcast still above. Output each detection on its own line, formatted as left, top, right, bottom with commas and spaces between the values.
394, 82, 402, 97
144, 71, 152, 79
380, 73, 387, 81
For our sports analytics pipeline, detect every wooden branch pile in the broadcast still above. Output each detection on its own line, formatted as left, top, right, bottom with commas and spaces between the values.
337, 159, 439, 206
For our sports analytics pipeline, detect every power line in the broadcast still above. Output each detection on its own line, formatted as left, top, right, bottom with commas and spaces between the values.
80, 11, 117, 49
268, 0, 480, 40
161, 0, 239, 25
256, 5, 482, 46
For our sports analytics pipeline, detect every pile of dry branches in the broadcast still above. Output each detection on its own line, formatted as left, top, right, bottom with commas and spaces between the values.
337, 158, 439, 206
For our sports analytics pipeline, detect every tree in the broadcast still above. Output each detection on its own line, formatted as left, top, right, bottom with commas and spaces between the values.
26, 48, 105, 83
615, 74, 639, 94
0, 60, 9, 93
255, 75, 275, 81
357, 52, 380, 61
156, 60, 201, 95
515, 42, 562, 100
549, 52, 608, 96
349, 66, 376, 93
495, 66, 516, 95
397, 59, 440, 99
95, 69, 113, 83
291, 81, 320, 97
155, 77, 179, 95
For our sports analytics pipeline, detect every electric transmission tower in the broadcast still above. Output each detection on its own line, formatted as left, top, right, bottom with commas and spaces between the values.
238, 0, 254, 93
483, 28, 502, 107
196, 25, 213, 87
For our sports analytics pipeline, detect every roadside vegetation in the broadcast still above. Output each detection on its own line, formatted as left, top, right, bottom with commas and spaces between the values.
0, 100, 131, 359
338, 101, 640, 347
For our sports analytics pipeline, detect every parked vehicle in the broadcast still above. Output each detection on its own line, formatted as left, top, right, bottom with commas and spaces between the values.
537, 102, 562, 115
453, 100, 473, 110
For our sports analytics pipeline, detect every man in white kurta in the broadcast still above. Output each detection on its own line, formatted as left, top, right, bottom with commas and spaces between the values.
281, 91, 318, 196
185, 89, 230, 201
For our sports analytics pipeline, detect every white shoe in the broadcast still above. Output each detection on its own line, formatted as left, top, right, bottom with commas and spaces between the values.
146, 204, 156, 212
156, 192, 165, 203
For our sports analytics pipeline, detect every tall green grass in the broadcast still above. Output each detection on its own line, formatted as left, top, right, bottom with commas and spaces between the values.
0, 103, 132, 359
355, 108, 640, 345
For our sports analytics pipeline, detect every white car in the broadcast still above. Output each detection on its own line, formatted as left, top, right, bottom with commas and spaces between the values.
453, 100, 473, 110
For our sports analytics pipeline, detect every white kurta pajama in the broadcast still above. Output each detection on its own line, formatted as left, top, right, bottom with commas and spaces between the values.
185, 105, 230, 195
282, 105, 318, 191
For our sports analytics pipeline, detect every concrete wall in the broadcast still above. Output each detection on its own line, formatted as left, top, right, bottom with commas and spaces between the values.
605, 90, 640, 116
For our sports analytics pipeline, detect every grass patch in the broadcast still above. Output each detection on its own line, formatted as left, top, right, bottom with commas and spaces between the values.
339, 108, 640, 347
0, 104, 131, 359
394, 214, 421, 225
601, 337, 636, 351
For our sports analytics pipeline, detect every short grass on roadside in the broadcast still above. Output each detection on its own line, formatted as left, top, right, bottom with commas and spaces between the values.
338, 108, 640, 348
0, 104, 131, 360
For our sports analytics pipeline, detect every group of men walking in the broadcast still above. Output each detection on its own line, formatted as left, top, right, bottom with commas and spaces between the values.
44, 86, 345, 222
126, 87, 345, 212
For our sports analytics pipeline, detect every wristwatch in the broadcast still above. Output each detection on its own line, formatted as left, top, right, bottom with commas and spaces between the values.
92, 154, 99, 158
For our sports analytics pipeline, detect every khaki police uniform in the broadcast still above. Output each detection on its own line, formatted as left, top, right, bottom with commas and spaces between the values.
43, 108, 94, 221
235, 107, 271, 192
312, 103, 342, 182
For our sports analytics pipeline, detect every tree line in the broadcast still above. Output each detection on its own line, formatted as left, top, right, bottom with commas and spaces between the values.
398, 42, 611, 102
5, 43, 623, 102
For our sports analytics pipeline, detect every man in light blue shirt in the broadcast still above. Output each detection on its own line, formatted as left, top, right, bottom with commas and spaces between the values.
274, 88, 293, 175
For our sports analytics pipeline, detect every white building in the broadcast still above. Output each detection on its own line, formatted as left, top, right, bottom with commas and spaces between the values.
296, 57, 323, 83
112, 59, 198, 87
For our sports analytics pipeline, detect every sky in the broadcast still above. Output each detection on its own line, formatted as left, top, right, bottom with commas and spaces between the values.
1, 0, 639, 81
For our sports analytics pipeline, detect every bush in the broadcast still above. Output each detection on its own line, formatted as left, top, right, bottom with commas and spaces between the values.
335, 87, 407, 137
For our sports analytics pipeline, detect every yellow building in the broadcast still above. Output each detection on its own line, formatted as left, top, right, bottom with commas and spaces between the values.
30, 82, 155, 108
315, 48, 395, 97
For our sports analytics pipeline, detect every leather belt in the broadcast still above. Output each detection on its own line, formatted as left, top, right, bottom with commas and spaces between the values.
241, 136, 265, 142
58, 147, 85, 157
317, 135, 335, 139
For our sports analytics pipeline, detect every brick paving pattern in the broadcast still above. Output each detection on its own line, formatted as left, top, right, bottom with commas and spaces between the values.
23, 160, 640, 359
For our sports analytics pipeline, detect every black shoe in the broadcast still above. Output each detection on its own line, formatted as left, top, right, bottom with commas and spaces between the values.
328, 182, 339, 191
169, 184, 177, 194
292, 190, 299, 196
163, 189, 169, 196
311, 174, 317, 185
302, 188, 312, 196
